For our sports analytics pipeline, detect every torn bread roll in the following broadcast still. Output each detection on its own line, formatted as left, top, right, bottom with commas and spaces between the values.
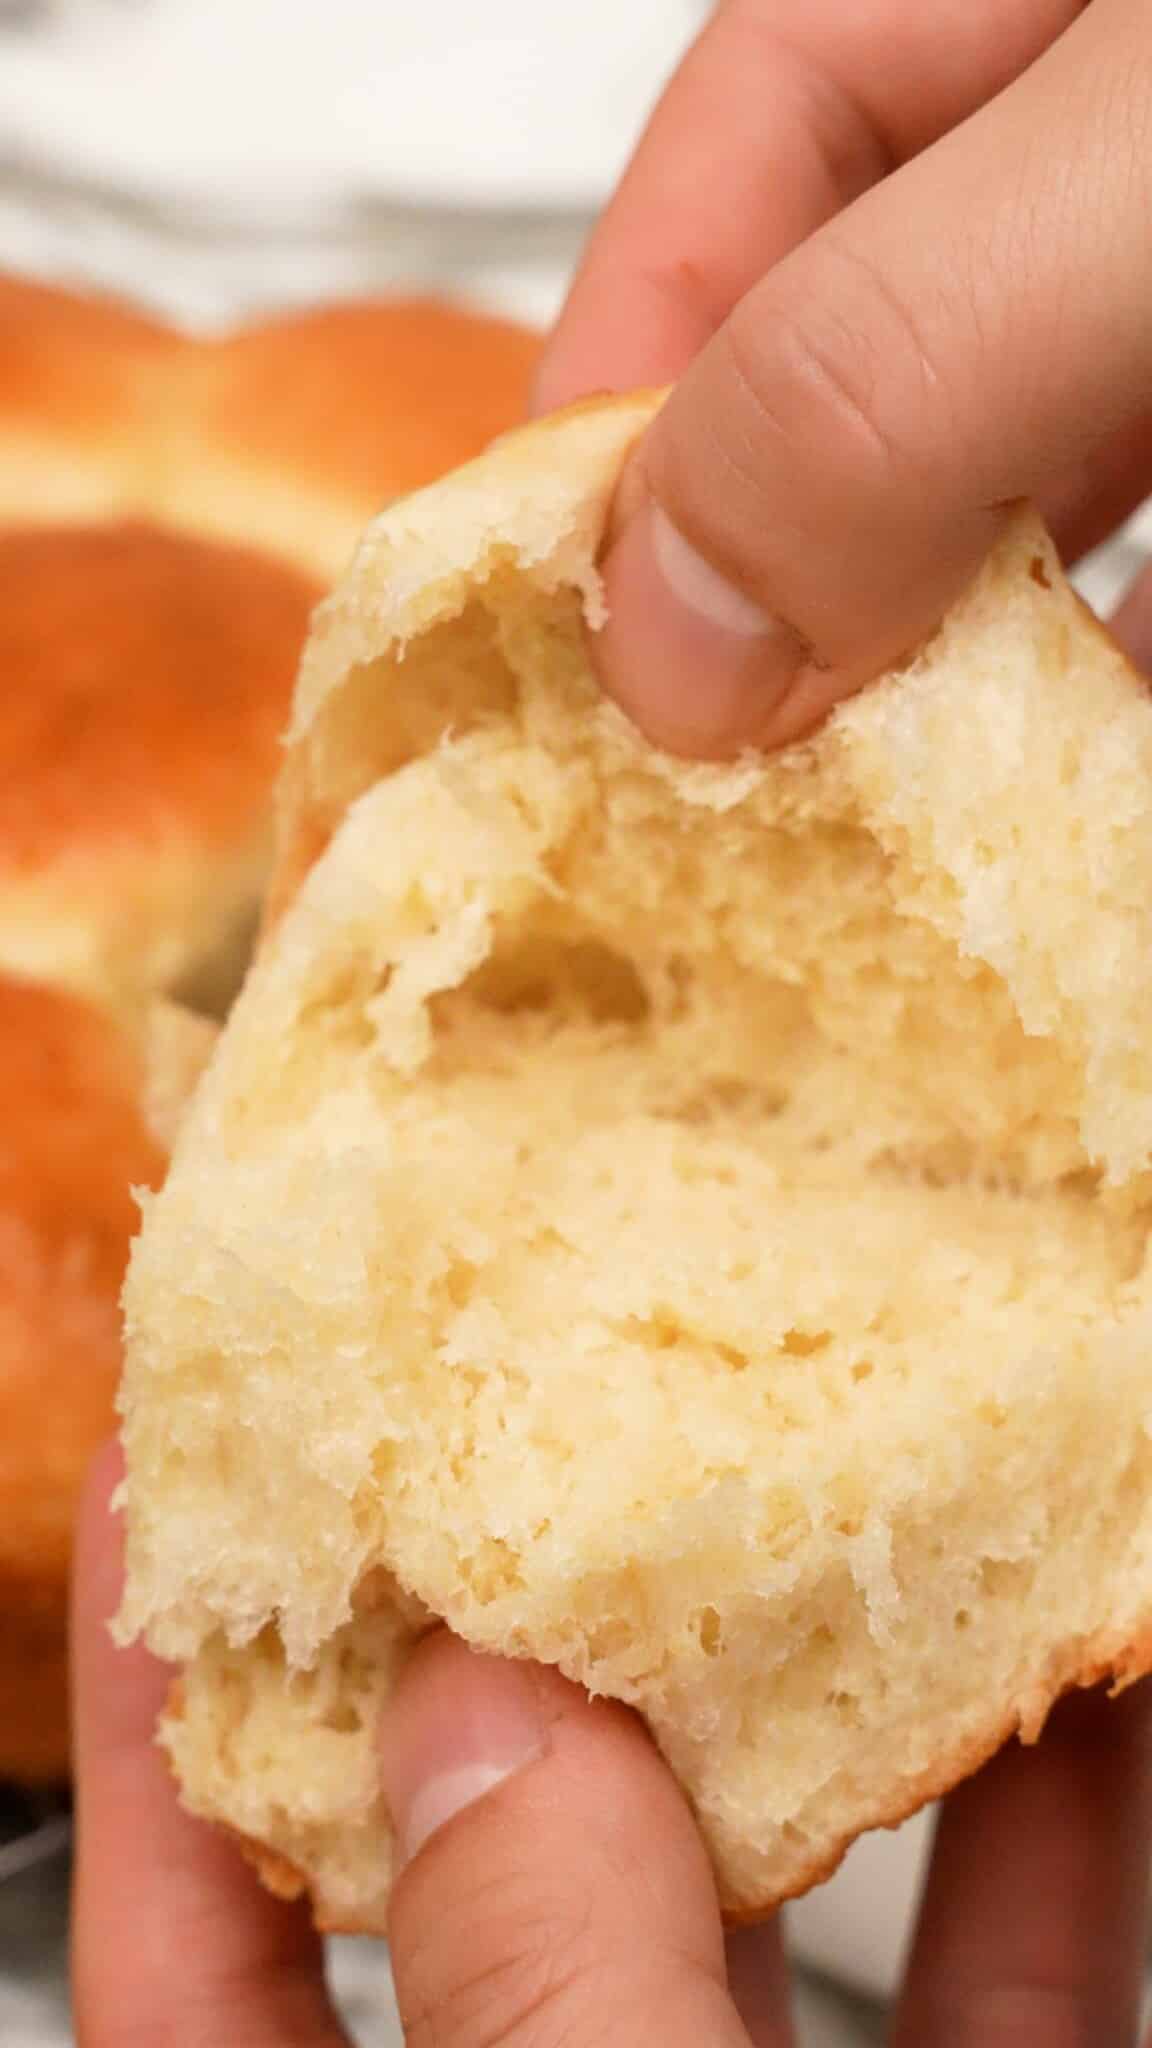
118, 392, 1152, 1932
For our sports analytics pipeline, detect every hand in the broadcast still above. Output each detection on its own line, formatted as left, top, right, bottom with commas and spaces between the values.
73, 16, 1152, 2041
73, 1448, 1152, 2045
537, 0, 1152, 756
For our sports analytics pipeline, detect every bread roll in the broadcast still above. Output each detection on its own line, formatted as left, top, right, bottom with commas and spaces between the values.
0, 976, 165, 1780
0, 504, 309, 1781
0, 274, 539, 582
0, 274, 176, 528
0, 521, 319, 1014
156, 298, 543, 583
117, 393, 1152, 1932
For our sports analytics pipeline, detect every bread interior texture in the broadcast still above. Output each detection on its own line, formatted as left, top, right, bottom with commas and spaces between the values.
118, 409, 1152, 1930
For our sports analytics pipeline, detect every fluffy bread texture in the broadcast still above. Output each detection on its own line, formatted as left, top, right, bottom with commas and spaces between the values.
0, 975, 165, 1779
119, 393, 1152, 1932
0, 521, 320, 1016
0, 274, 539, 582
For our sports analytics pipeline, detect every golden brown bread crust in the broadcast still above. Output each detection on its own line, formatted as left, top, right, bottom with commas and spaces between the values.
0, 272, 538, 577
0, 273, 179, 518
0, 521, 316, 872
0, 272, 176, 408
0, 272, 538, 1774
0, 521, 320, 1009
0, 975, 165, 1780
0, 494, 316, 1775
187, 298, 541, 507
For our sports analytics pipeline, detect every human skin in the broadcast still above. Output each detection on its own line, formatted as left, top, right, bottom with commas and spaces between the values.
72, 1453, 1152, 2046
544, 0, 1152, 756
73, 5, 1152, 2041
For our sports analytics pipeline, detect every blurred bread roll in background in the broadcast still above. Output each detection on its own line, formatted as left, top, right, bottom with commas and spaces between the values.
0, 508, 302, 1776
0, 274, 540, 582
0, 268, 537, 1784
0, 520, 319, 1015
154, 299, 543, 583
118, 394, 1152, 1931
0, 975, 165, 1781
0, 275, 174, 529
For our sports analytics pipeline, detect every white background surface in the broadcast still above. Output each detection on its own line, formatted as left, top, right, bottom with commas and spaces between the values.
0, 0, 700, 211
0, 0, 701, 326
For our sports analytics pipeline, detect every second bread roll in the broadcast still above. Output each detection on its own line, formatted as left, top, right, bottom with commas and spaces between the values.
0, 520, 319, 1014
0, 975, 165, 1779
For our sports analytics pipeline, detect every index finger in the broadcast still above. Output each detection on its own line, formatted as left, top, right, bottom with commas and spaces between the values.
893, 1682, 1152, 2045
537, 0, 1083, 411
71, 1443, 351, 2048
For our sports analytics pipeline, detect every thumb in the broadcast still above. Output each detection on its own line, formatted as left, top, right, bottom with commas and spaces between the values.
380, 1632, 776, 2048
595, 0, 1152, 757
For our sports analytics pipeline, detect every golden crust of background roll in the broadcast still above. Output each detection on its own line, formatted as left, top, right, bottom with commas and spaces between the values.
0, 272, 180, 525
0, 974, 165, 1781
162, 298, 542, 581
0, 273, 539, 582
0, 520, 320, 1014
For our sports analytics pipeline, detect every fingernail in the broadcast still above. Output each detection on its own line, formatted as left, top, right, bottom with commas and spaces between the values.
595, 499, 806, 757
380, 1640, 549, 1866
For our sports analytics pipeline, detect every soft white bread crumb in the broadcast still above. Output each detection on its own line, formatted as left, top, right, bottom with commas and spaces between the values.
118, 393, 1152, 1931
